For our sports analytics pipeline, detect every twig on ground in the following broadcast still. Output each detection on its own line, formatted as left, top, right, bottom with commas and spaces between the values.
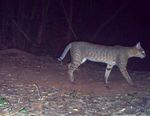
33, 83, 42, 100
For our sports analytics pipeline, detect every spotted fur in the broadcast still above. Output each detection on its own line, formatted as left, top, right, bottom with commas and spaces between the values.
58, 41, 146, 87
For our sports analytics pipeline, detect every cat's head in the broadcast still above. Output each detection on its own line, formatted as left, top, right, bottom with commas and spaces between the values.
133, 42, 146, 58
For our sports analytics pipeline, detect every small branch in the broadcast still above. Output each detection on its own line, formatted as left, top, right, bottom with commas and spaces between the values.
91, 0, 128, 40
61, 0, 78, 40
12, 20, 32, 42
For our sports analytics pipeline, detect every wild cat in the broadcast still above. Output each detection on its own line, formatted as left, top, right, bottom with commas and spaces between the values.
58, 41, 146, 87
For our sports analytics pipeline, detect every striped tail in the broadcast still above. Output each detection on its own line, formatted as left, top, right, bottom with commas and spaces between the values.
57, 43, 72, 61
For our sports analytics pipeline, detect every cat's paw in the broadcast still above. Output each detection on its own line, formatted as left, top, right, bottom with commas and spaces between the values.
57, 57, 62, 62
106, 85, 110, 89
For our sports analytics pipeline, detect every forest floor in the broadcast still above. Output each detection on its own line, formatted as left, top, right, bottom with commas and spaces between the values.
0, 49, 149, 116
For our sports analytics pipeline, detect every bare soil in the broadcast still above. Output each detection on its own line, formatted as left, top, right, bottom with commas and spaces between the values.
0, 49, 149, 115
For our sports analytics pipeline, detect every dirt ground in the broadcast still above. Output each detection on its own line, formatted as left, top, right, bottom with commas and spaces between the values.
0, 49, 149, 95
0, 49, 149, 115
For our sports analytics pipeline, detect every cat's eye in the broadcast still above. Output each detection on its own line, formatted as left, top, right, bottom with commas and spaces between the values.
141, 50, 145, 55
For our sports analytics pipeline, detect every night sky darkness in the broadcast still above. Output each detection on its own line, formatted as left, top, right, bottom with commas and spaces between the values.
0, 0, 150, 70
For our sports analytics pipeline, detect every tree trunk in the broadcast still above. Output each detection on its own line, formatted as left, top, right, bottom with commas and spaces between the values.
36, 0, 49, 46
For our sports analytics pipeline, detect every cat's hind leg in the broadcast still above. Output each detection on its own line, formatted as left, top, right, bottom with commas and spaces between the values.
68, 61, 81, 83
104, 64, 113, 88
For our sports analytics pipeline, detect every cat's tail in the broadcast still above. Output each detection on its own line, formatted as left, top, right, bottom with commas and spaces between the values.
57, 43, 72, 61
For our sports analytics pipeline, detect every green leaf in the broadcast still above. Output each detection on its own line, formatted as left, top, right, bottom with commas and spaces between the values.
19, 107, 28, 114
0, 97, 8, 107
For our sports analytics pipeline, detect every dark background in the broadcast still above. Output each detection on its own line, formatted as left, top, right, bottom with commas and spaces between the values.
0, 0, 149, 70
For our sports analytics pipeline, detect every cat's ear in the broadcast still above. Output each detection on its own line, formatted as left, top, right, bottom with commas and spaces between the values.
135, 42, 141, 49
